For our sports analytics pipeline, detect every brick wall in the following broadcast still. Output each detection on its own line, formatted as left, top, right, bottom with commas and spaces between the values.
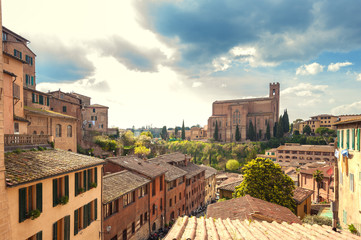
165, 177, 186, 224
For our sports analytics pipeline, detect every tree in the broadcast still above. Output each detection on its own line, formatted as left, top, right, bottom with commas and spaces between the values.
303, 125, 311, 135
313, 170, 324, 203
248, 121, 256, 141
315, 127, 329, 136
214, 121, 219, 141
226, 159, 240, 171
283, 109, 289, 133
181, 120, 185, 140
235, 124, 241, 141
120, 130, 135, 146
160, 126, 168, 140
175, 126, 179, 138
234, 157, 296, 211
273, 122, 278, 137
266, 122, 271, 140
276, 116, 284, 138
140, 131, 153, 138
134, 145, 151, 159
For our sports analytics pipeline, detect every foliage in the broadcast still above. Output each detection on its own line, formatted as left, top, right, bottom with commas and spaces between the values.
78, 187, 85, 193
217, 198, 228, 202
214, 121, 219, 141
50, 141, 55, 148
294, 130, 300, 135
248, 121, 256, 141
235, 124, 241, 141
266, 122, 271, 140
13, 148, 23, 154
302, 215, 332, 226
313, 170, 324, 203
234, 158, 296, 211
37, 146, 45, 151
182, 121, 186, 140
315, 127, 336, 137
136, 135, 152, 148
121, 130, 135, 146
303, 125, 311, 135
226, 159, 240, 171
140, 131, 153, 138
134, 145, 151, 158
94, 136, 121, 153
276, 116, 284, 138
349, 224, 358, 234
160, 126, 169, 140
59, 195, 69, 205
28, 209, 41, 220
283, 109, 289, 133
90, 182, 97, 188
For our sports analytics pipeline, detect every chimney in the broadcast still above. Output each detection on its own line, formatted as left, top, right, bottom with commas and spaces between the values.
185, 154, 188, 166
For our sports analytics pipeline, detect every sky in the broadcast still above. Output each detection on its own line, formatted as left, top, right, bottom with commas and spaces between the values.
3, 0, 361, 128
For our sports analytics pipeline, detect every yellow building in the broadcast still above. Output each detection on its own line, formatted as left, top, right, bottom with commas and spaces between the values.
297, 114, 338, 134
5, 149, 104, 240
335, 118, 361, 233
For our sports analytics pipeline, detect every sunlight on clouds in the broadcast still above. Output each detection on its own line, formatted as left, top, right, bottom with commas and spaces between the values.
331, 100, 361, 115
192, 82, 203, 88
327, 62, 352, 72
356, 73, 361, 81
296, 62, 324, 75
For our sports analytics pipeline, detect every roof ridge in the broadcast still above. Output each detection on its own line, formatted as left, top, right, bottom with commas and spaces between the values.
103, 170, 128, 179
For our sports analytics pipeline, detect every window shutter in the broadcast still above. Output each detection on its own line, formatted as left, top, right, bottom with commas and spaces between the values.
341, 130, 344, 148
352, 129, 355, 150
94, 199, 97, 220
64, 215, 70, 240
53, 179, 58, 207
36, 231, 42, 240
75, 172, 79, 196
32, 93, 35, 103
83, 170, 87, 192
74, 209, 79, 235
53, 221, 58, 240
31, 76, 34, 85
20, 52, 22, 59
65, 175, 69, 198
36, 183, 43, 212
337, 130, 340, 148
14, 49, 16, 56
347, 129, 350, 149
87, 169, 91, 190
358, 129, 360, 151
19, 188, 27, 222
88, 202, 91, 225
94, 167, 98, 185
83, 204, 88, 228
47, 97, 50, 106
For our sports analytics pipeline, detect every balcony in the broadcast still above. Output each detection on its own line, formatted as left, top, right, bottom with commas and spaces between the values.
13, 83, 20, 99
4, 134, 52, 151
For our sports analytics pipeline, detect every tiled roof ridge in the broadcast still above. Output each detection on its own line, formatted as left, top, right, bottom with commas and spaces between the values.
245, 195, 259, 216
103, 170, 128, 179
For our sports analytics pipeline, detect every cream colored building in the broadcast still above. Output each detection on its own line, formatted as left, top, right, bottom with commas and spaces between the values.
335, 118, 361, 233
5, 149, 104, 240
297, 114, 338, 134
200, 165, 217, 205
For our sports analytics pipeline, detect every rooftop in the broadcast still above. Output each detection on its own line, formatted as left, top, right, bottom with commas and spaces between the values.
214, 96, 273, 104
277, 144, 334, 152
24, 106, 76, 120
333, 117, 361, 126
151, 152, 187, 163
207, 195, 302, 224
148, 158, 187, 182
177, 162, 205, 179
293, 187, 314, 205
87, 104, 109, 108
218, 179, 243, 192
5, 149, 105, 187
106, 155, 167, 179
103, 170, 150, 204
300, 166, 334, 178
199, 164, 217, 179
164, 216, 360, 240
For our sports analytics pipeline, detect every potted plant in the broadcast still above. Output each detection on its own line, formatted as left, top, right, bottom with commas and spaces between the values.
59, 196, 69, 205
27, 209, 41, 220
90, 182, 97, 189
78, 187, 85, 194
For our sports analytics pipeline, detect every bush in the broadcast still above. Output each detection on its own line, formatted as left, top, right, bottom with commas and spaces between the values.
349, 224, 358, 234
226, 159, 240, 171
28, 209, 41, 220
58, 196, 69, 205
302, 215, 332, 226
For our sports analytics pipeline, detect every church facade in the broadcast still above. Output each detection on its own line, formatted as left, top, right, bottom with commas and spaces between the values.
207, 83, 280, 142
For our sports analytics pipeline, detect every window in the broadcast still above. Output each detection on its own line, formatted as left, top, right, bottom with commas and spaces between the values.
169, 199, 172, 207
144, 212, 147, 222
63, 106, 67, 113
55, 124, 62, 137
104, 199, 118, 218
33, 131, 37, 135
350, 173, 354, 192
122, 229, 127, 240
53, 176, 69, 207
179, 177, 184, 185
140, 214, 143, 226
53, 216, 70, 240
343, 210, 347, 224
138, 185, 147, 198
160, 176, 163, 191
93, 108, 96, 113
132, 222, 135, 234
352, 128, 355, 150
32, 92, 38, 103
123, 191, 135, 207
179, 193, 181, 201
47, 97, 50, 106
14, 122, 19, 134
152, 204, 156, 215
39, 95, 44, 105
160, 198, 163, 211
19, 183, 43, 222
67, 125, 72, 137
2, 32, 7, 41
31, 76, 34, 85
14, 49, 22, 59
26, 231, 42, 240
152, 180, 156, 196
88, 124, 92, 128
74, 199, 97, 235
75, 168, 97, 196
346, 129, 350, 149
26, 55, 33, 66
340, 170, 343, 185
341, 130, 344, 148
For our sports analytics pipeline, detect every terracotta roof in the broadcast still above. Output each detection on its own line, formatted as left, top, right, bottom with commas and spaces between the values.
199, 165, 217, 179
333, 117, 361, 125
3, 51, 27, 63
106, 155, 167, 179
218, 177, 243, 187
218, 180, 243, 192
277, 144, 334, 152
151, 152, 187, 163
3, 69, 16, 77
177, 162, 205, 179
24, 106, 76, 120
164, 216, 360, 240
3, 26, 30, 43
5, 149, 105, 187
310, 114, 336, 118
207, 195, 302, 224
214, 96, 273, 104
300, 166, 333, 178
103, 170, 150, 204
148, 158, 187, 182
293, 187, 314, 205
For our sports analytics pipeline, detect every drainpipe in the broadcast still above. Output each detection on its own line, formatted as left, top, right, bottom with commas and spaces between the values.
332, 138, 339, 231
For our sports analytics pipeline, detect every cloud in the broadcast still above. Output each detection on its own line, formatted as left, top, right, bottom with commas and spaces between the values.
94, 36, 168, 72
296, 63, 324, 75
327, 62, 352, 72
357, 73, 361, 81
282, 83, 328, 97
192, 81, 203, 88
331, 100, 361, 115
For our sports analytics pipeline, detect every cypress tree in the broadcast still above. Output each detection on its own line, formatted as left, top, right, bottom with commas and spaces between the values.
181, 120, 185, 140
266, 122, 271, 140
248, 121, 255, 141
213, 121, 219, 141
277, 116, 284, 138
283, 109, 289, 133
273, 122, 278, 137
160, 126, 168, 140
235, 124, 241, 141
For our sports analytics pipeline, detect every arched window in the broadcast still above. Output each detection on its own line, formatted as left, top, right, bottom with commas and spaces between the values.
40, 131, 44, 135
33, 131, 37, 135
233, 110, 240, 125
67, 125, 72, 137
55, 124, 62, 137
152, 223, 156, 231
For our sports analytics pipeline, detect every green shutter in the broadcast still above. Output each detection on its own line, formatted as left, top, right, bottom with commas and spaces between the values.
31, 76, 34, 85
347, 129, 350, 149
341, 130, 344, 148
337, 130, 340, 148
20, 52, 22, 59
39, 95, 43, 105
47, 97, 50, 106
64, 215, 70, 240
75, 172, 79, 196
65, 175, 69, 198
83, 170, 87, 192
28, 186, 32, 213
87, 169, 91, 191
358, 129, 360, 151
94, 199, 97, 220
32, 93, 35, 103
74, 209, 79, 235
83, 204, 88, 228
53, 179, 58, 207
19, 188, 27, 222
352, 129, 355, 150
36, 231, 42, 240
36, 183, 42, 212
88, 202, 91, 225
14, 49, 16, 56
53, 221, 58, 240
94, 167, 98, 185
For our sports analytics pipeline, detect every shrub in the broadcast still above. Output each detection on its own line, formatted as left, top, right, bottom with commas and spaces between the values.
90, 182, 97, 189
226, 159, 240, 171
59, 196, 69, 205
349, 224, 358, 234
302, 215, 332, 226
28, 209, 41, 220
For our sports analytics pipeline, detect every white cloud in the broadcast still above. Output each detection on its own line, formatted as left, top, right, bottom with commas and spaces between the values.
296, 62, 324, 75
192, 81, 203, 88
212, 57, 231, 72
327, 62, 352, 72
357, 73, 361, 81
281, 83, 328, 97
331, 100, 361, 115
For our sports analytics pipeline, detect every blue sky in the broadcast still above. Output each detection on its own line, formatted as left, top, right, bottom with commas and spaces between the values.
3, 0, 361, 128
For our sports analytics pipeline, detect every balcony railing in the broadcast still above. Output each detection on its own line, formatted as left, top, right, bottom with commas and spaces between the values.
4, 134, 51, 146
13, 83, 20, 99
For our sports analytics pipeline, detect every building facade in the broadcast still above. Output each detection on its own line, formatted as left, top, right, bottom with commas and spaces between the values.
200, 165, 217, 205
208, 83, 280, 142
297, 114, 338, 134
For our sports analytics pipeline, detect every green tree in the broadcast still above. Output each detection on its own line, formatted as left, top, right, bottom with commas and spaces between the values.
313, 170, 324, 203
303, 125, 311, 135
140, 131, 153, 138
214, 121, 219, 141
266, 122, 271, 140
276, 116, 284, 138
160, 126, 168, 140
234, 157, 296, 211
120, 130, 135, 146
226, 159, 240, 171
235, 124, 241, 141
181, 120, 185, 140
248, 121, 255, 141
134, 145, 151, 159
283, 109, 289, 133
315, 127, 329, 136
273, 122, 278, 137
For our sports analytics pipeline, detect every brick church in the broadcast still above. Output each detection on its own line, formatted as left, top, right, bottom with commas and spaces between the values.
208, 83, 280, 142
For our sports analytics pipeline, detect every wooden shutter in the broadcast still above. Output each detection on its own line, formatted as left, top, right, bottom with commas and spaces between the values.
352, 129, 355, 150
36, 183, 43, 212
19, 187, 27, 222
347, 129, 350, 149
94, 167, 98, 185
47, 97, 50, 106
65, 175, 69, 198
75, 172, 79, 196
32, 93, 35, 103
337, 130, 340, 148
94, 199, 97, 220
36, 231, 42, 240
53, 221, 58, 240
64, 215, 70, 240
83, 170, 87, 192
358, 129, 360, 151
341, 130, 344, 148
88, 202, 91, 225
87, 169, 91, 190
74, 209, 79, 235
83, 204, 88, 228
53, 179, 58, 207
